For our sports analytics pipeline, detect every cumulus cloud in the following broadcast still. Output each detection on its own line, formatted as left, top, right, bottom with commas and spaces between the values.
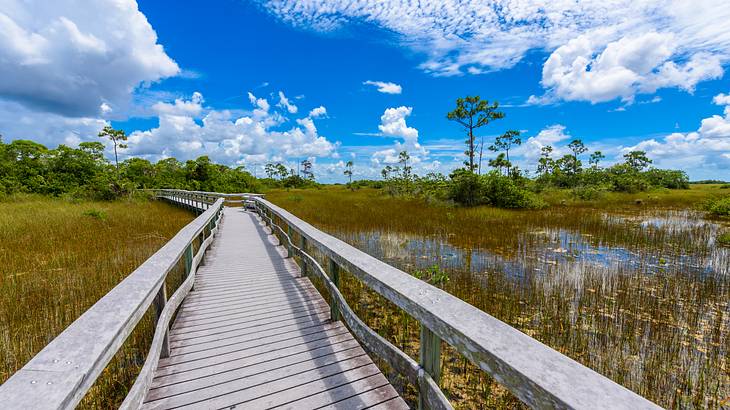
624, 92, 730, 178
371, 106, 427, 165
515, 124, 572, 163
534, 31, 723, 104
0, 0, 179, 117
277, 91, 298, 114
378, 106, 418, 141
261, 0, 730, 102
0, 99, 108, 148
363, 80, 402, 94
309, 106, 327, 118
125, 92, 337, 165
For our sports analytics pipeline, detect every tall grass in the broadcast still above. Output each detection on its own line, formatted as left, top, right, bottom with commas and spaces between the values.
267, 186, 729, 409
0, 195, 192, 407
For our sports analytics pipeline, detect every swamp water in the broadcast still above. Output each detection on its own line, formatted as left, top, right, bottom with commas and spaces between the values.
308, 207, 728, 408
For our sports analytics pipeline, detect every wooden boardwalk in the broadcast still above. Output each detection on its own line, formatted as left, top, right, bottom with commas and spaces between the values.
142, 207, 408, 409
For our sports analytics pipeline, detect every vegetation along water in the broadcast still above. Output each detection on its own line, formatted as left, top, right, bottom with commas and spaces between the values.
267, 186, 730, 409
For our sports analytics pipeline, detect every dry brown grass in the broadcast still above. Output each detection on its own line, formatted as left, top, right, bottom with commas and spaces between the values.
0, 195, 192, 407
267, 186, 729, 409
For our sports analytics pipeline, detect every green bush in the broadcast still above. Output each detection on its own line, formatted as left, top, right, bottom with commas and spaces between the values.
572, 185, 607, 200
706, 196, 730, 216
447, 170, 544, 209
481, 172, 545, 209
643, 169, 690, 189
448, 169, 485, 206
718, 232, 730, 246
82, 208, 107, 220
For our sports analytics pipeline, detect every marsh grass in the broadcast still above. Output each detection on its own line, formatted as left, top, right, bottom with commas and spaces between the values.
0, 195, 193, 407
268, 185, 729, 409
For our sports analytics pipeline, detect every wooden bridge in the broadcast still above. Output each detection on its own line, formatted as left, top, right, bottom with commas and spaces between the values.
0, 190, 662, 409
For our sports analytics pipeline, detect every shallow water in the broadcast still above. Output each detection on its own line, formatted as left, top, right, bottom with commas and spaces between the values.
323, 207, 730, 408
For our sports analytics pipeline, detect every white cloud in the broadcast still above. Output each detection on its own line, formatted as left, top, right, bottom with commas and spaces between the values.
0, 0, 179, 117
371, 106, 427, 165
309, 106, 327, 118
713, 93, 730, 106
277, 91, 298, 114
0, 99, 108, 148
125, 92, 338, 165
624, 91, 730, 178
378, 106, 418, 141
516, 124, 572, 163
151, 91, 204, 117
535, 31, 724, 104
363, 80, 402, 94
262, 0, 730, 102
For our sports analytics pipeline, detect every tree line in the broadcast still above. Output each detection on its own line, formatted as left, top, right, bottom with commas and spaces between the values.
1, 96, 691, 208
0, 138, 261, 200
363, 95, 689, 208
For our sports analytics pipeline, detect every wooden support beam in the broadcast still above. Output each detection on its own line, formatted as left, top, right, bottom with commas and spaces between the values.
153, 283, 170, 358
286, 225, 293, 258
419, 324, 442, 410
328, 258, 340, 322
300, 235, 308, 277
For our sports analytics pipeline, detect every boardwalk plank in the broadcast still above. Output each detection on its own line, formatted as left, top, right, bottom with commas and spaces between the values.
142, 208, 407, 409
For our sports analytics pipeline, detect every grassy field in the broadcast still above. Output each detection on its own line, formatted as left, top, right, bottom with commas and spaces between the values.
266, 185, 730, 409
0, 195, 193, 408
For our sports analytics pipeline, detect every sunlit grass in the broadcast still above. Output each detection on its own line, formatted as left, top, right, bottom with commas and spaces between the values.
267, 185, 729, 409
0, 195, 193, 407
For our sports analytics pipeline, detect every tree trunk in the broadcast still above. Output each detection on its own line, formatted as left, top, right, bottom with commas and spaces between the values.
113, 143, 119, 176
478, 136, 484, 175
469, 128, 475, 171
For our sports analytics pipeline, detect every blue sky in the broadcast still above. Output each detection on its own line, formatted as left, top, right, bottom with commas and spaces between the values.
1, 0, 730, 181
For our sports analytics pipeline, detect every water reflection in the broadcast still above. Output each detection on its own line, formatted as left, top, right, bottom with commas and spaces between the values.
336, 209, 730, 287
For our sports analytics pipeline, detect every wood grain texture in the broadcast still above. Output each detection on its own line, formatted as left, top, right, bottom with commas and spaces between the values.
142, 207, 408, 410
254, 197, 662, 410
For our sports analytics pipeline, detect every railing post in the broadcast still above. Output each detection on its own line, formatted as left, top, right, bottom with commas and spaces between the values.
419, 324, 442, 410
286, 225, 293, 258
184, 243, 194, 290
300, 235, 308, 277
328, 258, 340, 322
153, 283, 170, 358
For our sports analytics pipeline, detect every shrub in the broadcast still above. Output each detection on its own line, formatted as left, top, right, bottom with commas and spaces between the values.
82, 208, 107, 220
718, 232, 730, 246
572, 185, 607, 200
447, 170, 544, 209
706, 196, 730, 216
448, 170, 485, 206
481, 172, 545, 209
643, 169, 690, 189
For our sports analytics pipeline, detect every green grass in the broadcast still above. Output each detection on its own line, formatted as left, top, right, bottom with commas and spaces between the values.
0, 195, 193, 407
267, 185, 729, 409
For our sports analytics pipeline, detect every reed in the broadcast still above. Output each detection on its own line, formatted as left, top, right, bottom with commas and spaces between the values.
267, 185, 729, 409
0, 195, 193, 407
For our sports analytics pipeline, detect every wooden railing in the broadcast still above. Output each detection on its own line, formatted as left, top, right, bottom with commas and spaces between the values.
0, 189, 663, 409
145, 189, 264, 210
0, 192, 224, 409
252, 197, 663, 410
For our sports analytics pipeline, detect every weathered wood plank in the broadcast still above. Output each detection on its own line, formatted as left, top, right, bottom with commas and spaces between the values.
138, 206, 406, 409
281, 374, 399, 410
161, 322, 350, 368
169, 321, 340, 356
146, 348, 371, 406
256, 197, 661, 410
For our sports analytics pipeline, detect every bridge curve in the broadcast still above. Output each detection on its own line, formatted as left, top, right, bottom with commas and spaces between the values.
141, 206, 407, 409
0, 189, 662, 410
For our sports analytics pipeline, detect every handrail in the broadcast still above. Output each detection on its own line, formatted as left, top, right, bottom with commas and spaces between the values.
257, 207, 452, 410
253, 197, 662, 410
0, 193, 224, 409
